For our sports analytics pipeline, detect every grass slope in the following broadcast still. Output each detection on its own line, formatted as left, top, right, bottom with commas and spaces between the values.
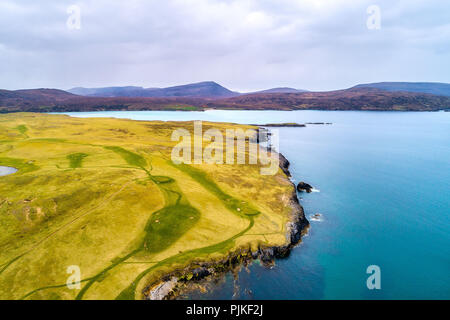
0, 113, 296, 300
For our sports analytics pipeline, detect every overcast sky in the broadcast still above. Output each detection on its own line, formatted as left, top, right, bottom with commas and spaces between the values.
0, 0, 449, 91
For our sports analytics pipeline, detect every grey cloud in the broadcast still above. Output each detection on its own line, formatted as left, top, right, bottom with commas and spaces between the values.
0, 0, 449, 91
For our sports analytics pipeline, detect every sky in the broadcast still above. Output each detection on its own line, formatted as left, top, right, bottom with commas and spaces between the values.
0, 0, 449, 92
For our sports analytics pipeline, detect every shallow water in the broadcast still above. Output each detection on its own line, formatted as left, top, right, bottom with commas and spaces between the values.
61, 110, 450, 300
0, 166, 17, 176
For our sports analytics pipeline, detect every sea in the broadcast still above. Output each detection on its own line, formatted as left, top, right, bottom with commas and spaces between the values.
60, 110, 450, 300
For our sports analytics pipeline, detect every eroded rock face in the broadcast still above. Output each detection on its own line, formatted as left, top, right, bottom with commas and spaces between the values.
148, 277, 178, 300
191, 267, 210, 280
297, 181, 313, 193
278, 154, 291, 177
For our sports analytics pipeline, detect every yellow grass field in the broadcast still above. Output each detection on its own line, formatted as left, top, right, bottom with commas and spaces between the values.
0, 113, 297, 300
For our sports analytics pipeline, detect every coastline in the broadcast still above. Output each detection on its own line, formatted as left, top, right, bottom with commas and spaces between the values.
143, 152, 309, 300
0, 113, 310, 300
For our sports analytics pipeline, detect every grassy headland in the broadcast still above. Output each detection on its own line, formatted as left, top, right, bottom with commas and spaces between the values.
0, 113, 305, 300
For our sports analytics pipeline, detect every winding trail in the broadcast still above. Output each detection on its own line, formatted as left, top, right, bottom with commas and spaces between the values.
0, 181, 134, 276
18, 145, 259, 300
115, 217, 254, 300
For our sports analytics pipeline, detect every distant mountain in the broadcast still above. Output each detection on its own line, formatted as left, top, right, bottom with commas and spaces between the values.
253, 87, 308, 94
353, 82, 450, 97
2, 86, 449, 113
0, 88, 76, 104
69, 86, 145, 97
206, 87, 450, 111
68, 81, 239, 98
0, 87, 206, 113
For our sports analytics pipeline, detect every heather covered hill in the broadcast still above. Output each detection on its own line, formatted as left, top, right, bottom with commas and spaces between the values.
0, 89, 207, 112
0, 88, 76, 103
1, 86, 449, 112
206, 88, 450, 111
354, 82, 450, 97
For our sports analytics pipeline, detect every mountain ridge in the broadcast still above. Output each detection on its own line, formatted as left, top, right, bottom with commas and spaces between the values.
353, 82, 450, 97
253, 87, 308, 94
205, 87, 450, 111
1, 82, 449, 112
68, 81, 239, 98
68, 82, 311, 98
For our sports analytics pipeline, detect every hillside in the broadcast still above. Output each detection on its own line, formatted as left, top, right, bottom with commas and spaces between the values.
254, 87, 308, 94
354, 82, 450, 97
68, 83, 309, 97
0, 90, 207, 112
0, 113, 305, 300
206, 88, 450, 111
1, 86, 449, 112
0, 88, 76, 102
69, 86, 146, 97
68, 81, 239, 98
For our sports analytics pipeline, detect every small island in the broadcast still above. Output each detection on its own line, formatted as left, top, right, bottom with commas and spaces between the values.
251, 122, 333, 127
255, 123, 306, 127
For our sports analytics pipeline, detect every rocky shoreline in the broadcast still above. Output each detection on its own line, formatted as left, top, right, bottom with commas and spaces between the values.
143, 153, 309, 300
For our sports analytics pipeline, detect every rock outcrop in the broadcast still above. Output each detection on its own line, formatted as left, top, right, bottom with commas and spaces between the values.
297, 181, 313, 193
148, 277, 178, 300
278, 153, 291, 177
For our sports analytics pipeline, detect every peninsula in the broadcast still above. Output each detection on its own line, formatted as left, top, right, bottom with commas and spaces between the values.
0, 113, 308, 300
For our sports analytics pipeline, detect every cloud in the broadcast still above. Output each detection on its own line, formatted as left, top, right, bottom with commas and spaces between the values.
0, 0, 449, 91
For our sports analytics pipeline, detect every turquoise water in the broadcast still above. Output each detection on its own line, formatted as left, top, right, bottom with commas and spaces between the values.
62, 110, 450, 299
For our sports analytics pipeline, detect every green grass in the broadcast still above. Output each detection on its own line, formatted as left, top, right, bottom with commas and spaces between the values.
104, 146, 147, 168
15, 125, 28, 135
0, 113, 294, 300
175, 163, 261, 217
144, 205, 200, 253
67, 153, 88, 168
115, 216, 255, 300
0, 157, 39, 174
165, 105, 199, 111
72, 145, 204, 300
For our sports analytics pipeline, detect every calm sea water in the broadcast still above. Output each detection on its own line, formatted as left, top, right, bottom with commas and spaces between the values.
61, 110, 450, 300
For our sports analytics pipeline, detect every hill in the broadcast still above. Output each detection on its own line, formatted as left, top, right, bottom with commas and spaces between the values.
1, 86, 449, 112
206, 87, 450, 111
69, 86, 145, 97
0, 88, 207, 112
68, 81, 239, 98
254, 87, 308, 94
353, 82, 450, 97
0, 88, 76, 102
